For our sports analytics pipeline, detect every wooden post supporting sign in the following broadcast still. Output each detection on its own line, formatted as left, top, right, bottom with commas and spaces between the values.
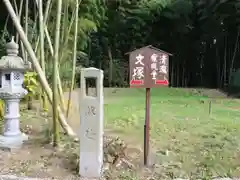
126, 45, 172, 166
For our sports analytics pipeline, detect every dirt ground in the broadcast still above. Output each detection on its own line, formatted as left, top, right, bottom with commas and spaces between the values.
0, 108, 151, 179
0, 88, 231, 179
0, 88, 149, 179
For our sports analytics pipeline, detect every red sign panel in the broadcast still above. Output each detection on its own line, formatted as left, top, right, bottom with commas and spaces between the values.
128, 45, 171, 88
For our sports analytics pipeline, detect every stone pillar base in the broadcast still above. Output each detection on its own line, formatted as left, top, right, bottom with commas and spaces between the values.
0, 133, 28, 151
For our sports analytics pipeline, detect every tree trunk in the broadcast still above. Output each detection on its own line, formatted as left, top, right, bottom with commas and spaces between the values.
182, 61, 185, 87
228, 31, 239, 84
171, 60, 174, 86
176, 61, 179, 87
223, 38, 227, 88
215, 46, 221, 88
107, 45, 113, 87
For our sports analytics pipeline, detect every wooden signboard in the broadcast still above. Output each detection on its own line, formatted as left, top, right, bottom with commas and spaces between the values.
128, 45, 172, 88
127, 45, 172, 166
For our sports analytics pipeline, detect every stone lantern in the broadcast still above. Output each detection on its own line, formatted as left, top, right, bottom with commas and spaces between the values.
0, 37, 31, 149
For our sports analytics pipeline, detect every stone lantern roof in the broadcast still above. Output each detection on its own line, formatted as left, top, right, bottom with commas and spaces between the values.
0, 37, 32, 71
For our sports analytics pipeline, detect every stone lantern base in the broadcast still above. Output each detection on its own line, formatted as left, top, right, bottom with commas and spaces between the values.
0, 133, 28, 151
0, 90, 28, 151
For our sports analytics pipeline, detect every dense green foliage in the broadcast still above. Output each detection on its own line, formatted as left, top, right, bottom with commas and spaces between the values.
1, 0, 240, 88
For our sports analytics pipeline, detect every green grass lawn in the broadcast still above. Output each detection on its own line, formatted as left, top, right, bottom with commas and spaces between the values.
104, 88, 240, 178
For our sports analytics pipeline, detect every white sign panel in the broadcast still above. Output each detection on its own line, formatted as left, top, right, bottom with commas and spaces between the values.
79, 67, 104, 178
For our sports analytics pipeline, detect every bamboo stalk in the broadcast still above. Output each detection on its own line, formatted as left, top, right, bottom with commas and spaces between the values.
52, 0, 63, 146
14, 0, 23, 43
57, 19, 76, 114
57, 0, 70, 113
57, 8, 78, 113
61, 0, 69, 44
24, 0, 33, 109
38, 0, 48, 112
33, 0, 62, 112
59, 10, 76, 63
34, 0, 52, 53
57, 69, 65, 112
24, 0, 28, 61
66, 0, 79, 117
45, 29, 54, 55
31, 10, 38, 45
34, 0, 66, 113
13, 0, 25, 59
13, 0, 18, 14
3, 0, 77, 138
